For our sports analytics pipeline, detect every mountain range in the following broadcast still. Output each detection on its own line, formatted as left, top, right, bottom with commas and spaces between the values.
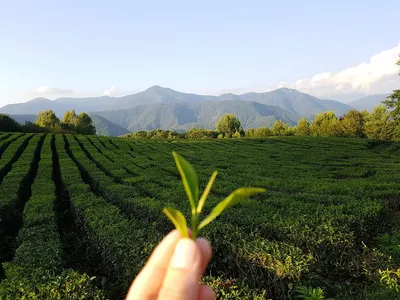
0, 86, 390, 136
348, 93, 390, 111
93, 100, 300, 132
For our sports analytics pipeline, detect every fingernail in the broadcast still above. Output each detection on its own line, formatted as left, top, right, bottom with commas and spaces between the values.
171, 238, 197, 269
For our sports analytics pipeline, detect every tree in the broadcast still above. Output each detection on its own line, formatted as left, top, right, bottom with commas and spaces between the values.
383, 58, 400, 122
76, 113, 96, 135
20, 121, 46, 133
363, 105, 396, 140
216, 114, 243, 137
295, 117, 310, 136
232, 131, 241, 138
272, 120, 293, 136
246, 127, 272, 138
186, 128, 219, 139
35, 110, 60, 129
310, 111, 341, 137
0, 114, 21, 132
341, 110, 365, 137
62, 110, 79, 129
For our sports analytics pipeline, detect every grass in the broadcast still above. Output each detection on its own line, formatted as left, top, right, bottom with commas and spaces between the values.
0, 134, 399, 299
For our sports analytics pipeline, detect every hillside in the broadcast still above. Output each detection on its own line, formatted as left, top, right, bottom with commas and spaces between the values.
0, 86, 351, 118
89, 114, 130, 136
0, 96, 115, 116
93, 100, 300, 131
112, 85, 216, 110
234, 88, 352, 117
0, 134, 398, 299
7, 114, 37, 124
349, 93, 390, 111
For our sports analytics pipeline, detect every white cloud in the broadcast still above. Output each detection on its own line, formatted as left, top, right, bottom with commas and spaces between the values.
36, 86, 73, 95
264, 43, 400, 98
104, 86, 129, 97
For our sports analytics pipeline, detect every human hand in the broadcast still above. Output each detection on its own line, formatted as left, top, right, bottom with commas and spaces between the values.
126, 230, 215, 300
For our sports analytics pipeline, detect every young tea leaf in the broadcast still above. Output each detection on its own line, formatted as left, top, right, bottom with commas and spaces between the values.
197, 171, 218, 214
172, 152, 199, 212
198, 188, 265, 230
163, 207, 189, 238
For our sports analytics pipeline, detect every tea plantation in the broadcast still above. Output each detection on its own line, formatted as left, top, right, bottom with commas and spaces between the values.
0, 132, 399, 299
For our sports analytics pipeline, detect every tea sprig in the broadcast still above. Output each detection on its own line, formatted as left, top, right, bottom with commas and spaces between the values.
163, 152, 265, 240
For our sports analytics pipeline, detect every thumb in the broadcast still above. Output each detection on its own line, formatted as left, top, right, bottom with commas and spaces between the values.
158, 238, 201, 300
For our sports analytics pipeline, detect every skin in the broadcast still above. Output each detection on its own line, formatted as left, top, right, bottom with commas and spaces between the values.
126, 230, 215, 300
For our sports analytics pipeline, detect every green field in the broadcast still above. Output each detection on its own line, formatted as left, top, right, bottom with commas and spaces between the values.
0, 132, 399, 299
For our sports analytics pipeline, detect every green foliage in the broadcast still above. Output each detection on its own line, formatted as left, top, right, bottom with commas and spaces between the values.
341, 109, 365, 137
376, 231, 400, 265
121, 104, 400, 141
295, 117, 311, 136
378, 268, 400, 293
363, 106, 396, 140
62, 109, 79, 126
198, 187, 265, 230
163, 207, 189, 238
0, 135, 104, 298
35, 109, 60, 129
201, 276, 268, 299
164, 152, 265, 239
383, 58, 400, 123
246, 127, 272, 137
310, 111, 341, 137
216, 114, 244, 137
0, 270, 104, 299
76, 112, 96, 135
20, 121, 47, 133
1, 133, 400, 298
126, 129, 183, 139
295, 286, 332, 300
172, 152, 199, 212
187, 128, 219, 139
232, 130, 242, 138
272, 120, 294, 136
0, 114, 21, 132
383, 90, 400, 123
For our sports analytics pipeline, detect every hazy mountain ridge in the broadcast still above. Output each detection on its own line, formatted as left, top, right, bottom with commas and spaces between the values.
92, 100, 300, 131
7, 114, 37, 124
0, 86, 352, 116
1, 86, 392, 136
88, 114, 131, 136
349, 94, 390, 111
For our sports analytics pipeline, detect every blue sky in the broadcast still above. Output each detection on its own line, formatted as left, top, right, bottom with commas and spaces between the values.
0, 0, 399, 105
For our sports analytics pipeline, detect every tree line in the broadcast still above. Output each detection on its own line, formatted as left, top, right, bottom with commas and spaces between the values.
0, 109, 96, 135
126, 58, 400, 141
123, 104, 399, 141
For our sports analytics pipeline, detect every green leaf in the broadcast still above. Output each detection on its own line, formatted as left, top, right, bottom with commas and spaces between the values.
172, 152, 199, 212
163, 207, 189, 238
197, 171, 218, 214
198, 188, 265, 230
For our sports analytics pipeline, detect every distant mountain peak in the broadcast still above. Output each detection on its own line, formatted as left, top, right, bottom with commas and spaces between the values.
146, 85, 172, 92
29, 97, 52, 103
274, 87, 297, 92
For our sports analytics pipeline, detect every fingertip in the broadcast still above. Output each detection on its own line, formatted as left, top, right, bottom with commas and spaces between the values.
199, 285, 216, 300
196, 238, 212, 260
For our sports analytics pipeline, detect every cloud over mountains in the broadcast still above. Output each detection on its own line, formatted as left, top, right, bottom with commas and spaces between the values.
264, 43, 400, 98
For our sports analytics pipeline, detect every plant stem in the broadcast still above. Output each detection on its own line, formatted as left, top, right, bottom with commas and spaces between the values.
191, 212, 199, 240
